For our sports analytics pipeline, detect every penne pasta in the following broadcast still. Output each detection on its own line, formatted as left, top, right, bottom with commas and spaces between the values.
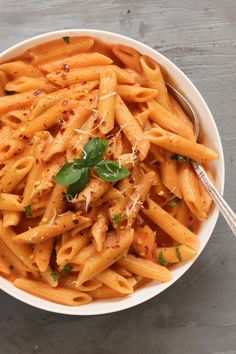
0, 61, 42, 78
98, 67, 117, 134
156, 245, 197, 264
40, 52, 113, 72
140, 55, 172, 112
5, 76, 57, 93
142, 198, 199, 251
14, 278, 92, 306
77, 229, 134, 286
115, 95, 150, 161
146, 126, 218, 163
95, 268, 133, 294
178, 163, 207, 220
148, 99, 195, 140
14, 212, 91, 244
118, 254, 172, 282
2, 211, 21, 228
118, 85, 158, 103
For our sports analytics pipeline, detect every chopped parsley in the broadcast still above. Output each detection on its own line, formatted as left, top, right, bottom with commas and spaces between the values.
62, 264, 73, 276
175, 246, 182, 261
51, 268, 60, 281
168, 197, 181, 207
159, 251, 170, 266
113, 213, 127, 224
171, 154, 191, 163
62, 36, 70, 44
24, 205, 32, 218
188, 225, 193, 232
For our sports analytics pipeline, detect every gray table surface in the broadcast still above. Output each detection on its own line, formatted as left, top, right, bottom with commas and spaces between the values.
0, 0, 236, 353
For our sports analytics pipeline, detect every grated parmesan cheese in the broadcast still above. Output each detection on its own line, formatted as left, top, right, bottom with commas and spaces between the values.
48, 207, 57, 226
99, 92, 116, 101
85, 191, 91, 212
73, 128, 95, 137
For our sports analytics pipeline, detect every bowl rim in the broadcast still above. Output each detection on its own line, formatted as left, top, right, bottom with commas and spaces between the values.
0, 29, 225, 315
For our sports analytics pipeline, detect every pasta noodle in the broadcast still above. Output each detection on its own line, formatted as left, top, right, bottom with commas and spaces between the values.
0, 35, 217, 305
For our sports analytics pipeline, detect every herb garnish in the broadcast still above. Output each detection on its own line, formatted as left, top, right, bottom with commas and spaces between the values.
113, 213, 127, 224
62, 36, 70, 44
175, 246, 182, 261
24, 205, 32, 218
168, 197, 181, 207
51, 268, 60, 281
188, 225, 193, 232
55, 138, 130, 199
171, 154, 191, 162
62, 264, 73, 276
159, 251, 170, 266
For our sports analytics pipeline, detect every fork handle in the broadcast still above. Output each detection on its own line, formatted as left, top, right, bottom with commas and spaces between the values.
192, 161, 236, 236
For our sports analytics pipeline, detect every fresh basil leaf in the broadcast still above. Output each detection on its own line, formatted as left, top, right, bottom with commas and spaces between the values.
95, 160, 130, 182
62, 36, 70, 44
66, 167, 90, 199
51, 268, 60, 281
171, 154, 191, 162
168, 197, 181, 207
55, 162, 84, 185
62, 264, 73, 276
83, 138, 108, 166
24, 205, 32, 218
175, 246, 182, 261
159, 251, 170, 266
113, 213, 127, 224
5, 90, 17, 95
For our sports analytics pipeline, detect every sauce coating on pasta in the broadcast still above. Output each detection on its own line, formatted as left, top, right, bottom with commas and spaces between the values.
0, 36, 217, 306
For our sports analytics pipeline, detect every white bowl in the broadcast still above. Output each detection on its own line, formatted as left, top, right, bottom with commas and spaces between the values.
0, 29, 224, 315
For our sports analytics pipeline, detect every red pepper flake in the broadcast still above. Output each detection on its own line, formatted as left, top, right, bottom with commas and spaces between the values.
101, 121, 106, 126
33, 89, 43, 96
69, 109, 75, 115
60, 73, 66, 80
73, 219, 79, 225
63, 63, 70, 73
62, 100, 68, 106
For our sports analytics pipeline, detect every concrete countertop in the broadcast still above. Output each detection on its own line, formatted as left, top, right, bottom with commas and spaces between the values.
0, 0, 235, 353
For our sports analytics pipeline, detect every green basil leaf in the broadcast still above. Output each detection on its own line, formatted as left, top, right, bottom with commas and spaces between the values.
62, 264, 73, 276
171, 154, 191, 162
113, 213, 127, 224
51, 268, 60, 281
159, 251, 170, 266
55, 162, 84, 185
175, 246, 182, 261
95, 160, 130, 182
24, 205, 32, 218
66, 167, 90, 199
168, 197, 181, 207
62, 36, 70, 44
83, 138, 108, 166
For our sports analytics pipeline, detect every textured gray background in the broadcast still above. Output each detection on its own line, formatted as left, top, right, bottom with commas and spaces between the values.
0, 0, 236, 353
